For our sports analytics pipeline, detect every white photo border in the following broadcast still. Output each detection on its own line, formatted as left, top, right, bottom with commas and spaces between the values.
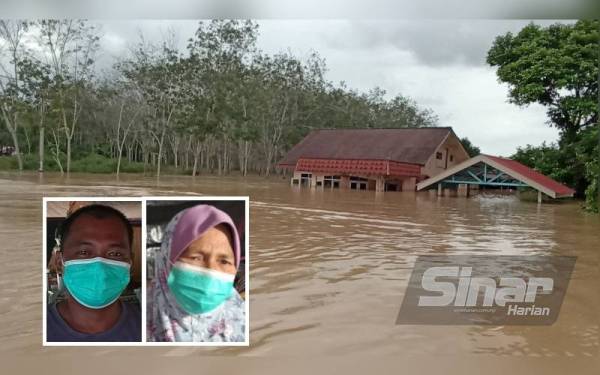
142, 196, 250, 347
42, 196, 250, 347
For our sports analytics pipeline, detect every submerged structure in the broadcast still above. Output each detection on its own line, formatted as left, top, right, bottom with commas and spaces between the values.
416, 154, 575, 202
279, 127, 575, 202
278, 127, 470, 192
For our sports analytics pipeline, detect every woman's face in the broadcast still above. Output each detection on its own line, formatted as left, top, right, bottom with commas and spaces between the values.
177, 224, 237, 275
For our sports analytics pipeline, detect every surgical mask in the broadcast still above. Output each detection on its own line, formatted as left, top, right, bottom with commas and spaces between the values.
63, 257, 131, 309
167, 261, 235, 314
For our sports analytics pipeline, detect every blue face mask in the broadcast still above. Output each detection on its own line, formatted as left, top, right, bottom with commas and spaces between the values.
167, 261, 235, 314
62, 257, 131, 309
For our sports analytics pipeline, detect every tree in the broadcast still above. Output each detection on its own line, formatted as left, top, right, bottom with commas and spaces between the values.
511, 142, 566, 182
18, 57, 52, 171
1, 20, 442, 180
488, 20, 599, 210
0, 20, 30, 170
37, 19, 100, 173
93, 81, 143, 176
186, 20, 260, 175
119, 32, 184, 178
460, 137, 480, 157
487, 20, 598, 139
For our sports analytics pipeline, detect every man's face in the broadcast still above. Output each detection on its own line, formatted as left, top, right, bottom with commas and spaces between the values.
62, 214, 131, 263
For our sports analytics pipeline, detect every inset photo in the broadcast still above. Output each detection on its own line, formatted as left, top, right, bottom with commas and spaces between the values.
145, 198, 249, 344
43, 199, 143, 343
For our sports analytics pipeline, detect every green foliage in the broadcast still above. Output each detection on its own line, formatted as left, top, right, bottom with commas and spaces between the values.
490, 20, 599, 212
487, 20, 598, 135
0, 153, 146, 174
0, 156, 18, 170
118, 160, 146, 174
512, 125, 599, 211
0, 153, 61, 171
460, 137, 481, 157
584, 162, 598, 212
69, 153, 116, 173
579, 126, 599, 212
69, 153, 145, 174
1, 20, 440, 178
512, 142, 565, 180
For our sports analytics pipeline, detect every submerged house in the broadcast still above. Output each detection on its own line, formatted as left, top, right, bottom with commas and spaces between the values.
278, 127, 470, 192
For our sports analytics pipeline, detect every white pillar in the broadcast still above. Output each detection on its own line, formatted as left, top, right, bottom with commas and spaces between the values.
376, 176, 385, 192
457, 183, 469, 197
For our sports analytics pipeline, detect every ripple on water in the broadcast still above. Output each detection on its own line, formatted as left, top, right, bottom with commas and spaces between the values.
0, 172, 597, 361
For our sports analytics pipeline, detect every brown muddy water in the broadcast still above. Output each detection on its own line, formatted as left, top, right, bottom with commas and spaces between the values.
0, 171, 598, 369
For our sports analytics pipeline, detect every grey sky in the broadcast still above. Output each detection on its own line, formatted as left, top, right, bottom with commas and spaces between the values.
96, 19, 564, 156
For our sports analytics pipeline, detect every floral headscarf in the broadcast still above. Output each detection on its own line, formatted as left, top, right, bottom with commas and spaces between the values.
147, 205, 245, 342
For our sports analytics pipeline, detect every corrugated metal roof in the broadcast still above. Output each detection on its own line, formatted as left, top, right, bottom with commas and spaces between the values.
485, 155, 576, 198
278, 127, 453, 166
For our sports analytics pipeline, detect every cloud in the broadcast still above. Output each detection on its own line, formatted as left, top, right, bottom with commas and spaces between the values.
321, 20, 566, 67
62, 20, 566, 155
256, 20, 562, 154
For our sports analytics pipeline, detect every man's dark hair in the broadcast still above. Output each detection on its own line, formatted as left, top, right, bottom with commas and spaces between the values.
57, 204, 134, 252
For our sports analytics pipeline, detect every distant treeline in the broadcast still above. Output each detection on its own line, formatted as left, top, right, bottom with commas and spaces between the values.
0, 20, 439, 177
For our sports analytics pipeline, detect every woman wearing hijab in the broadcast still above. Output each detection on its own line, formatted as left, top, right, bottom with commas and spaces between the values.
147, 204, 245, 342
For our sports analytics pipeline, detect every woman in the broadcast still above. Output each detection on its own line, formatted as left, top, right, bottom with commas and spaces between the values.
147, 204, 245, 342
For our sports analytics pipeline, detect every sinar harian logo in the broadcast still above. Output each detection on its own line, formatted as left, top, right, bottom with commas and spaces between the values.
396, 256, 575, 325
419, 266, 553, 316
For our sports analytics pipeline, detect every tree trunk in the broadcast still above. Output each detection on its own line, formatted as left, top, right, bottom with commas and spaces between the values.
115, 102, 135, 178
169, 135, 180, 170
61, 107, 73, 174
23, 125, 31, 154
39, 118, 45, 172
217, 152, 222, 176
66, 135, 71, 173
192, 140, 202, 177
265, 148, 273, 177
1, 109, 23, 170
156, 128, 166, 178
10, 125, 22, 171
223, 139, 228, 174
116, 149, 122, 176
185, 137, 191, 170
143, 152, 148, 174
51, 129, 63, 174
61, 105, 69, 171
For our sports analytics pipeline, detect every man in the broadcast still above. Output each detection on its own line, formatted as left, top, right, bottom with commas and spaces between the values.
47, 204, 141, 342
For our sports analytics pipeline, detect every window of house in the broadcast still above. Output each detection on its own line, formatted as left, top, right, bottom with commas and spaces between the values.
436, 152, 443, 160
323, 175, 341, 189
300, 173, 312, 186
450, 155, 454, 162
350, 177, 368, 190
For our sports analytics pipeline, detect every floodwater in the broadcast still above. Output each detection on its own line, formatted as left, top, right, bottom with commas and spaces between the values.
0, 171, 598, 370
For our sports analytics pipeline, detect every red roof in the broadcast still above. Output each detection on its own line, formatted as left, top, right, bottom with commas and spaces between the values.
485, 155, 575, 197
417, 154, 576, 198
296, 158, 422, 177
279, 127, 454, 166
